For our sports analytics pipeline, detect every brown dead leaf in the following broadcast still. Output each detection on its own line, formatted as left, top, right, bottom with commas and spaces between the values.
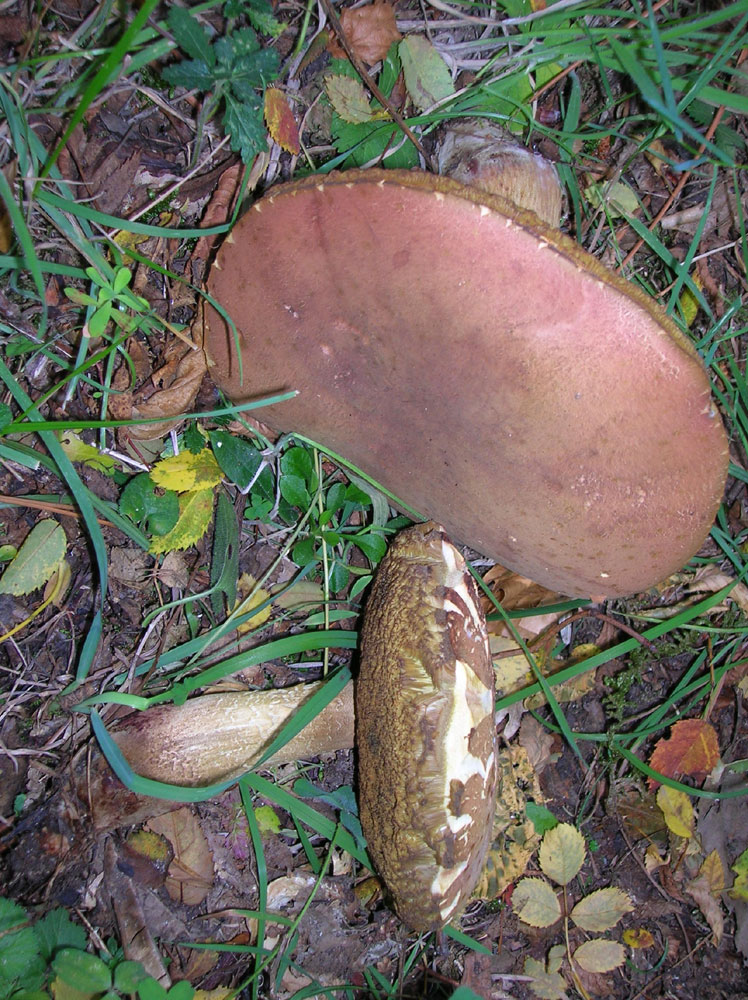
193, 163, 243, 267
328, 0, 402, 65
156, 550, 190, 589
113, 334, 207, 441
483, 562, 563, 640
109, 546, 151, 588
519, 713, 556, 775
147, 806, 214, 905
648, 718, 721, 789
687, 568, 748, 614
686, 872, 724, 943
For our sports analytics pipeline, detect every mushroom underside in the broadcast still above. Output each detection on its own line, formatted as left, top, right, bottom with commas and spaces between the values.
206, 169, 728, 598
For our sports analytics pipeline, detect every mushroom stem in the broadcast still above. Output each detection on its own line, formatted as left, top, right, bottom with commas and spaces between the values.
111, 682, 354, 786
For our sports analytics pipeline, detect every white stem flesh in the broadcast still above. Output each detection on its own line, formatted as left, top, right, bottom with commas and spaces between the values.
112, 682, 355, 786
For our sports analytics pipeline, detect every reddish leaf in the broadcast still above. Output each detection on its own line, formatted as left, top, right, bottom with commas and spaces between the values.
264, 87, 300, 155
648, 718, 720, 789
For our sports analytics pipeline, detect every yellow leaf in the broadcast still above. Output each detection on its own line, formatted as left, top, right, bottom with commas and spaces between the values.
151, 449, 223, 493
571, 886, 634, 932
234, 573, 272, 632
539, 822, 586, 886
699, 848, 725, 894
623, 927, 655, 949
0, 520, 67, 596
573, 938, 626, 973
678, 272, 703, 329
59, 430, 116, 474
523, 955, 569, 1000
656, 785, 694, 838
150, 489, 214, 554
512, 877, 561, 928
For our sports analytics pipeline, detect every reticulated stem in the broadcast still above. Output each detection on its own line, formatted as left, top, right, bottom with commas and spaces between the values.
112, 681, 354, 786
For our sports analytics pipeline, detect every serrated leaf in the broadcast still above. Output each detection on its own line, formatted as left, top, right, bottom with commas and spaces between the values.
149, 489, 214, 554
34, 908, 87, 962
570, 887, 634, 932
224, 91, 269, 163
656, 785, 694, 838
59, 430, 115, 475
523, 955, 568, 1000
539, 823, 585, 886
513, 877, 561, 928
151, 449, 223, 493
162, 58, 217, 90
167, 4, 215, 65
573, 938, 625, 973
0, 520, 66, 596
325, 74, 387, 124
264, 87, 300, 153
0, 898, 45, 991
399, 35, 454, 111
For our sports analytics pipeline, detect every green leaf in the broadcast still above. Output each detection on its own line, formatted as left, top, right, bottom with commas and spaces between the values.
209, 430, 265, 490
329, 560, 349, 593
292, 537, 317, 566
325, 74, 386, 124
244, 0, 284, 37
161, 58, 217, 91
351, 531, 386, 564
210, 491, 239, 619
112, 961, 148, 992
167, 5, 215, 66
223, 91, 269, 163
279, 474, 311, 510
526, 802, 558, 836
399, 35, 454, 111
119, 473, 179, 536
294, 780, 364, 848
0, 898, 45, 992
51, 949, 111, 992
280, 445, 315, 487
0, 520, 66, 596
34, 910, 87, 962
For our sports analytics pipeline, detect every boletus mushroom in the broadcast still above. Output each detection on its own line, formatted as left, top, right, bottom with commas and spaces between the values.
111, 521, 496, 933
356, 521, 497, 931
205, 167, 728, 599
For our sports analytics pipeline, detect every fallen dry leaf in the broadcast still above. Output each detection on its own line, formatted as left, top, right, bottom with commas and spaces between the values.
264, 87, 300, 154
148, 806, 214, 905
328, 0, 401, 65
686, 872, 725, 943
519, 714, 556, 775
648, 718, 721, 789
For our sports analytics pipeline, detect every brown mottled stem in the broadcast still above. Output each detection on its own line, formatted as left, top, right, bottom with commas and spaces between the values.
112, 682, 354, 786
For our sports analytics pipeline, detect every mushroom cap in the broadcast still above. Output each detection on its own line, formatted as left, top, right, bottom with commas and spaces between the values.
205, 169, 728, 598
356, 521, 497, 932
